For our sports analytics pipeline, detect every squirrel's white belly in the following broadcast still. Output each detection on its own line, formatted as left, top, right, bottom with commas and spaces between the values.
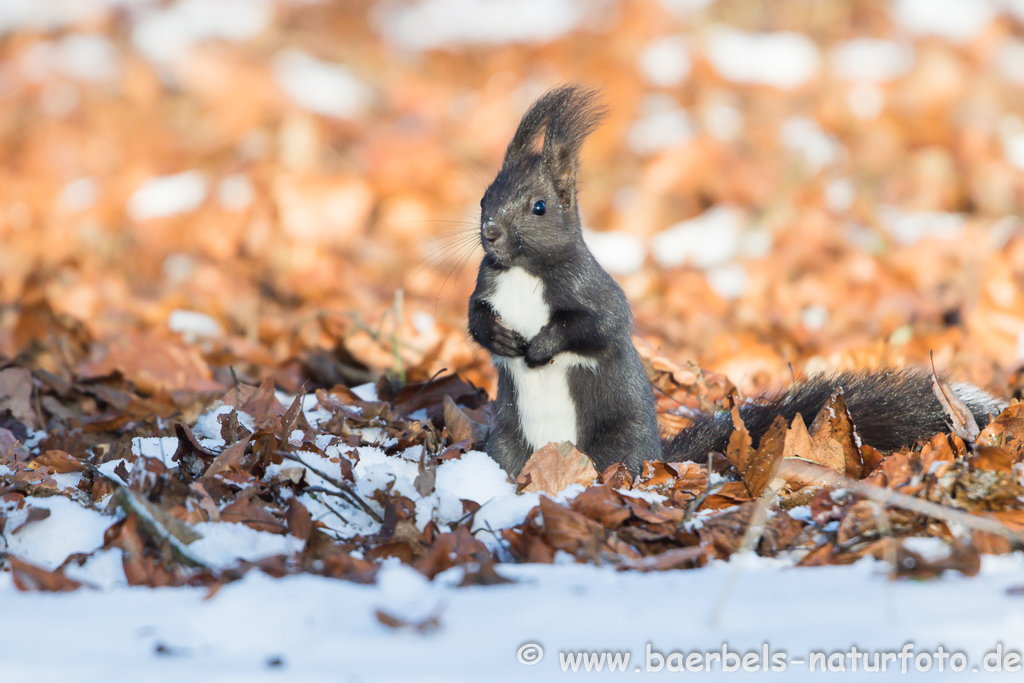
487, 267, 597, 452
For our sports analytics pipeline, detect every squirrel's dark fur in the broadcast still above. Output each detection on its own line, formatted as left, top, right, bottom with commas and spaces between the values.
469, 85, 1006, 477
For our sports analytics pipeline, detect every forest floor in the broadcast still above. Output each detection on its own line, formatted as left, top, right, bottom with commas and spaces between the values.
3, 0, 1024, 679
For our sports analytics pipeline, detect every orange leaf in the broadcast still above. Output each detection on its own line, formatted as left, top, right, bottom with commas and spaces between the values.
517, 442, 598, 495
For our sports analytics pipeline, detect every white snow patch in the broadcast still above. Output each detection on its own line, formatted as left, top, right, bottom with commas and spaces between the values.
58, 177, 98, 212
706, 262, 747, 300
997, 39, 1024, 85
411, 311, 436, 336
655, 0, 714, 13
627, 94, 694, 154
20, 34, 121, 83
168, 309, 223, 341
371, 0, 585, 51
132, 0, 272, 67
650, 206, 745, 269
190, 522, 304, 569
617, 488, 667, 504
131, 436, 180, 467
638, 35, 690, 87
374, 561, 442, 623
706, 27, 820, 88
801, 304, 830, 331
97, 458, 129, 485
892, 0, 997, 43
217, 173, 255, 211
434, 451, 515, 505
847, 82, 885, 120
829, 39, 914, 82
878, 206, 964, 245
702, 100, 743, 141
2, 496, 113, 570
127, 171, 207, 221
271, 49, 371, 120
583, 228, 646, 275
1003, 130, 1024, 172
825, 177, 856, 213
351, 383, 379, 402
0, 1, 136, 37
780, 116, 840, 173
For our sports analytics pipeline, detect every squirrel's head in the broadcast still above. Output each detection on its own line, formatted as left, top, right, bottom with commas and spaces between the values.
480, 85, 606, 268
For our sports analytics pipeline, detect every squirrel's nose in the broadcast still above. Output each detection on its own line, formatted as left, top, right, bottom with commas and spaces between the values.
482, 221, 501, 243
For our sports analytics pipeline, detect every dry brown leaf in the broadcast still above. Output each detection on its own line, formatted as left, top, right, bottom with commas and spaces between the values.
969, 446, 1017, 473
9, 556, 83, 592
517, 442, 598, 495
725, 403, 752, 475
31, 450, 87, 473
977, 402, 1024, 462
0, 367, 35, 430
777, 458, 846, 491
806, 391, 863, 478
442, 395, 488, 447
537, 496, 604, 557
931, 370, 980, 443
744, 414, 787, 497
571, 486, 631, 528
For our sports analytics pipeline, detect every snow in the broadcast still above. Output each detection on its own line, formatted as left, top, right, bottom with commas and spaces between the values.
371, 0, 585, 51
168, 309, 223, 341
3, 495, 113, 570
271, 49, 371, 120
189, 522, 304, 569
2, 555, 1024, 680
655, 0, 714, 13
705, 27, 820, 89
20, 34, 121, 83
706, 263, 747, 300
702, 100, 744, 141
650, 205, 745, 269
583, 228, 646, 275
217, 174, 255, 211
1002, 131, 1024, 172
829, 39, 914, 83
627, 94, 694, 155
801, 304, 831, 331
58, 177, 98, 212
878, 206, 964, 245
892, 0, 997, 43
780, 116, 841, 173
127, 171, 208, 222
847, 82, 886, 120
4, 393, 1024, 680
638, 36, 691, 87
132, 0, 273, 67
998, 39, 1024, 85
825, 177, 856, 213
132, 436, 181, 467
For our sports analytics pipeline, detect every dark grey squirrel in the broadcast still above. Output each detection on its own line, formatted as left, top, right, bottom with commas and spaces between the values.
468, 85, 1006, 477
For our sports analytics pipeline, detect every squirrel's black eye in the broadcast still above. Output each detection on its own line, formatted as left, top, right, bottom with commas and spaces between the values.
532, 200, 546, 216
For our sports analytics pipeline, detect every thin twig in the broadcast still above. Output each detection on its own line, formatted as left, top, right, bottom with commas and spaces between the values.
836, 476, 1024, 546
279, 451, 383, 523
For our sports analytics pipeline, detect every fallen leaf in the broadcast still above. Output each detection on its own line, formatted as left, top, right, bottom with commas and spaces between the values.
517, 442, 598, 495
9, 556, 83, 592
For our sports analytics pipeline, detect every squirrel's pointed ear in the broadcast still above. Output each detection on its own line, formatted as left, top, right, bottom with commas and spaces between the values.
541, 86, 605, 207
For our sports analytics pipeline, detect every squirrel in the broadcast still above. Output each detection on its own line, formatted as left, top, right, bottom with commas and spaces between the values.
468, 85, 1006, 477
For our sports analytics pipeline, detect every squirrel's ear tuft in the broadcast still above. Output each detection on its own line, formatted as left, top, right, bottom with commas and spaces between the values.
502, 85, 606, 205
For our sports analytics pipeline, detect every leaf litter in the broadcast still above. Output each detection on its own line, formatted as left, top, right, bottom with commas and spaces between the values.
1, 1, 1024, 658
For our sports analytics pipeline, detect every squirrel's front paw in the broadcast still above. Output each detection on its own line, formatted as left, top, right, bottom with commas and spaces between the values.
490, 320, 527, 358
524, 343, 554, 368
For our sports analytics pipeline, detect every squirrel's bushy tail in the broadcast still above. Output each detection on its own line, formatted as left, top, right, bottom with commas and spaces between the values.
662, 369, 1007, 462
